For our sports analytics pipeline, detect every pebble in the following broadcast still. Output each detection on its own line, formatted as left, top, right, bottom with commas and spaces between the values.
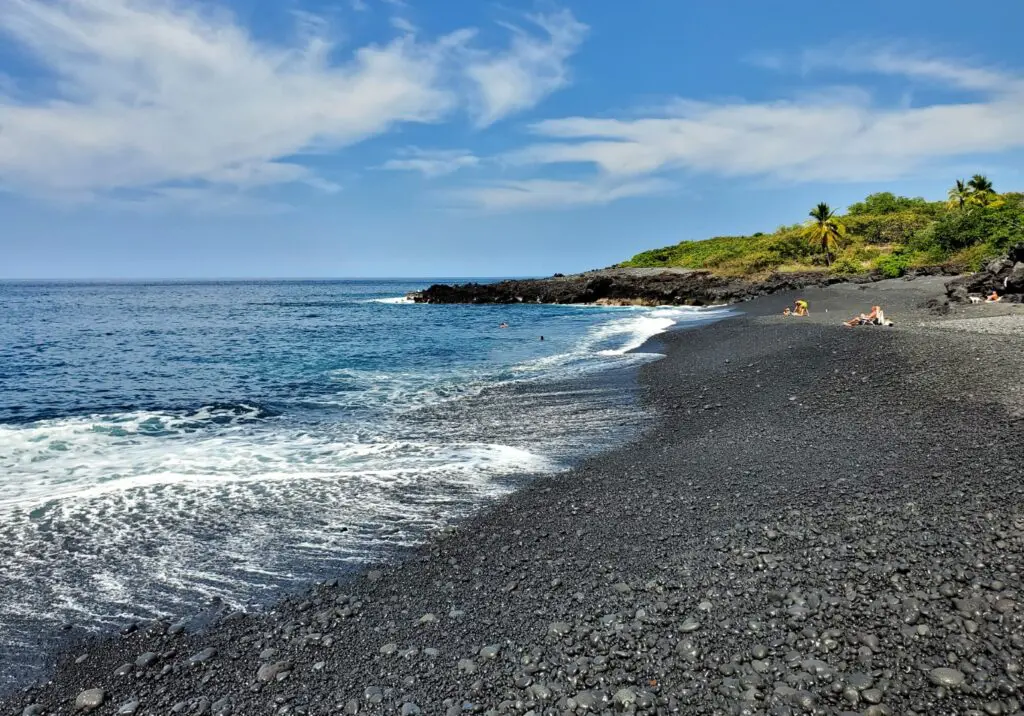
257, 662, 291, 682
135, 651, 159, 668
188, 647, 216, 664
929, 667, 966, 687
613, 688, 637, 707
548, 621, 571, 636
74, 689, 105, 711
679, 616, 701, 632
478, 644, 500, 660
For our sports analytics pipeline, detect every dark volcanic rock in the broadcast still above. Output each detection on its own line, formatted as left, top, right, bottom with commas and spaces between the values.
410, 268, 859, 306
946, 242, 1024, 302
411, 267, 959, 306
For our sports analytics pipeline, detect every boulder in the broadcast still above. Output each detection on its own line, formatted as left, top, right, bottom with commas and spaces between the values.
946, 243, 1024, 303
1007, 262, 1024, 292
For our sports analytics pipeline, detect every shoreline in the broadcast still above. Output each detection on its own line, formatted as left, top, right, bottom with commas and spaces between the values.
0, 305, 702, 699
6, 276, 1024, 715
406, 266, 959, 307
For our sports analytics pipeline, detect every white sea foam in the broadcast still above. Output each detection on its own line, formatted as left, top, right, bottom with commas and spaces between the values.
513, 305, 731, 375
0, 300, 732, 688
368, 296, 414, 304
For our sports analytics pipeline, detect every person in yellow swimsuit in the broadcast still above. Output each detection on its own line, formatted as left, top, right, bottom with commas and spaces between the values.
793, 299, 809, 316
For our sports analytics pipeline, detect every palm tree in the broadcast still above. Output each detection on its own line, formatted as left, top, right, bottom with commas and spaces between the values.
968, 174, 994, 194
967, 174, 998, 207
804, 202, 846, 267
947, 179, 969, 210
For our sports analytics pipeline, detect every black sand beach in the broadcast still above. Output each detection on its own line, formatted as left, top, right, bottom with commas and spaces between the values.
6, 277, 1024, 716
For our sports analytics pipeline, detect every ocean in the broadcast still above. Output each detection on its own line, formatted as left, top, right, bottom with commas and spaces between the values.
0, 279, 729, 688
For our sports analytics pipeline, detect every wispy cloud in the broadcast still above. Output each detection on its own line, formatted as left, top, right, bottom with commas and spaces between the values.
390, 16, 417, 34
454, 177, 671, 211
381, 147, 480, 177
799, 45, 1020, 92
464, 10, 587, 128
496, 49, 1024, 196
0, 0, 585, 206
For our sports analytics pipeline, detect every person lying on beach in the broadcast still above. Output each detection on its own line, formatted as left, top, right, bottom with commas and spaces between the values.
986, 291, 1003, 303
783, 307, 792, 316
843, 305, 892, 327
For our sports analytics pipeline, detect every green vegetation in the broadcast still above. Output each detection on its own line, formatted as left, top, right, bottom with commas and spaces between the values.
619, 178, 1024, 278
804, 203, 845, 267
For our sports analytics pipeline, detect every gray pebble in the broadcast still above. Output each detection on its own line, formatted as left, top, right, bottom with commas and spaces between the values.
74, 689, 105, 711
929, 667, 966, 687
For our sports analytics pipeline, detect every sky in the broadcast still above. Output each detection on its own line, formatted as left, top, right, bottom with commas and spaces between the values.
1, 0, 1024, 278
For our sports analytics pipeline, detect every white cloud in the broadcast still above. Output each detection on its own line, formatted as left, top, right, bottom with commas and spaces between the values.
0, 0, 585, 205
455, 177, 671, 211
381, 147, 480, 177
390, 16, 417, 34
464, 10, 587, 127
799, 45, 1020, 93
503, 51, 1024, 185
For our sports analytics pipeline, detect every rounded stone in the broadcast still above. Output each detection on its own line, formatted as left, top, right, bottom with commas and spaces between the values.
188, 647, 216, 664
257, 661, 291, 682
929, 667, 966, 688
75, 689, 106, 711
548, 621, 571, 636
135, 651, 159, 668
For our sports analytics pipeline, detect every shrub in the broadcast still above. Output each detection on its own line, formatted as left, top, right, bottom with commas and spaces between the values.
875, 252, 911, 278
846, 192, 939, 216
843, 210, 934, 245
830, 256, 862, 275
946, 242, 1004, 272
932, 200, 1024, 252
848, 244, 883, 262
769, 229, 816, 262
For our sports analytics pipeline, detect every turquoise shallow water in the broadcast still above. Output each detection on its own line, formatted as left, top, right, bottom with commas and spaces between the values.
0, 279, 729, 687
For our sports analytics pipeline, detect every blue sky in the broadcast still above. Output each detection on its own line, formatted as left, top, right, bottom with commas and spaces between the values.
1, 0, 1023, 278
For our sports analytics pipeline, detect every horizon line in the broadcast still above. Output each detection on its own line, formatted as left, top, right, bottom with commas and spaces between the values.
0, 275, 540, 283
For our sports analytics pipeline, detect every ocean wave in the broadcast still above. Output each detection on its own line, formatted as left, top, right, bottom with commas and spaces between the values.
367, 296, 414, 304
0, 298, 731, 690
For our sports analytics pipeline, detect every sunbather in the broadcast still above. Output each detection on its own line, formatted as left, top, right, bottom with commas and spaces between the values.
843, 305, 888, 327
986, 291, 1002, 303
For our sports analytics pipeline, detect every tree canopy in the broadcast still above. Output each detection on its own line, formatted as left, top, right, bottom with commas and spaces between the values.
618, 178, 1022, 278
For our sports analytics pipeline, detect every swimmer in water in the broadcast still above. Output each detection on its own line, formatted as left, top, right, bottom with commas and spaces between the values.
499, 322, 508, 328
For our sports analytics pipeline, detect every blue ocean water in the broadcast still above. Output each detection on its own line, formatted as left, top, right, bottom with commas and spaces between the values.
0, 279, 728, 687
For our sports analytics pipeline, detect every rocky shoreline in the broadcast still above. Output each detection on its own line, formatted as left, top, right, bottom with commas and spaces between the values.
407, 266, 956, 307
946, 243, 1024, 304
5, 277, 1024, 716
